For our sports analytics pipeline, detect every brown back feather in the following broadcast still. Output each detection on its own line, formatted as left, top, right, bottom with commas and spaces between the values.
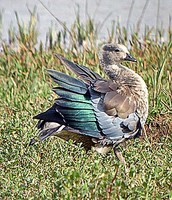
93, 80, 136, 118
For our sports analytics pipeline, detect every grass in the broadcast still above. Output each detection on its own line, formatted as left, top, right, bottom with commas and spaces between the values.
0, 7, 172, 199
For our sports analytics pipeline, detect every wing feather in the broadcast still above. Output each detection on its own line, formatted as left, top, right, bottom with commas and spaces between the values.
93, 79, 136, 118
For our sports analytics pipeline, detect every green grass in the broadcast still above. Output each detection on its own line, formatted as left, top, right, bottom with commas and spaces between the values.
0, 9, 172, 199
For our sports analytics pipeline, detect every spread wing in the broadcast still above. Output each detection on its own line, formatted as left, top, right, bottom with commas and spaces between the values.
54, 54, 142, 144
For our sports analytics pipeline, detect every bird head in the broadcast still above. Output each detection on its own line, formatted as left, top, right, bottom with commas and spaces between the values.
99, 43, 137, 66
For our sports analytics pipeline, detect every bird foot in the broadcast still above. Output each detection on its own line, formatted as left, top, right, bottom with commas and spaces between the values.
113, 148, 129, 174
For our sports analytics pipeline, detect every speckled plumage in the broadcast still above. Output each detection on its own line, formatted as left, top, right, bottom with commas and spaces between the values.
31, 43, 148, 155
99, 44, 148, 125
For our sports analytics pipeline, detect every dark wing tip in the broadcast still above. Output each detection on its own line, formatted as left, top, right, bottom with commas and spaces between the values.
33, 115, 37, 119
54, 53, 66, 64
46, 69, 57, 78
29, 138, 37, 146
54, 53, 63, 59
33, 114, 42, 120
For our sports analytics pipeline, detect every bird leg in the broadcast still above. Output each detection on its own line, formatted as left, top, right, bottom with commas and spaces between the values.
113, 147, 129, 173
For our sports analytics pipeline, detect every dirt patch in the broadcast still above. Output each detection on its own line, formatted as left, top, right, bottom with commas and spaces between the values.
143, 114, 172, 143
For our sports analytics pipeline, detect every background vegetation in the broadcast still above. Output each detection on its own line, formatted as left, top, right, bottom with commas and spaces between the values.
0, 6, 172, 199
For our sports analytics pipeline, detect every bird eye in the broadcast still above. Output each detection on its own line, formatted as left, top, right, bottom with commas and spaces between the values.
115, 48, 120, 52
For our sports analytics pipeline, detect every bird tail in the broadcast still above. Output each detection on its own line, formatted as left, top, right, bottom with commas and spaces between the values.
30, 103, 66, 145
29, 121, 65, 145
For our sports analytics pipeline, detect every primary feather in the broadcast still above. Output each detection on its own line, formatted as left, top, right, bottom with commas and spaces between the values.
31, 43, 148, 154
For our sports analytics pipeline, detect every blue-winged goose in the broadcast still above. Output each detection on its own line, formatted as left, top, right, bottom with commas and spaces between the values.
31, 43, 148, 162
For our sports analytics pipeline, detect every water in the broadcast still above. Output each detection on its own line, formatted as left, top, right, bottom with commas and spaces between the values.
0, 0, 171, 43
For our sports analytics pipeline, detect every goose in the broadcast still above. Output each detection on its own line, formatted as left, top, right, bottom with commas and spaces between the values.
30, 43, 148, 164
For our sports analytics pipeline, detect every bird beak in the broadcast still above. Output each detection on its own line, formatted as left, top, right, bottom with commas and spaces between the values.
124, 53, 137, 62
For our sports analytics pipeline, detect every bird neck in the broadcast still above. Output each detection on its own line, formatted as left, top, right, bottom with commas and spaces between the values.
101, 62, 147, 91
103, 63, 126, 79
